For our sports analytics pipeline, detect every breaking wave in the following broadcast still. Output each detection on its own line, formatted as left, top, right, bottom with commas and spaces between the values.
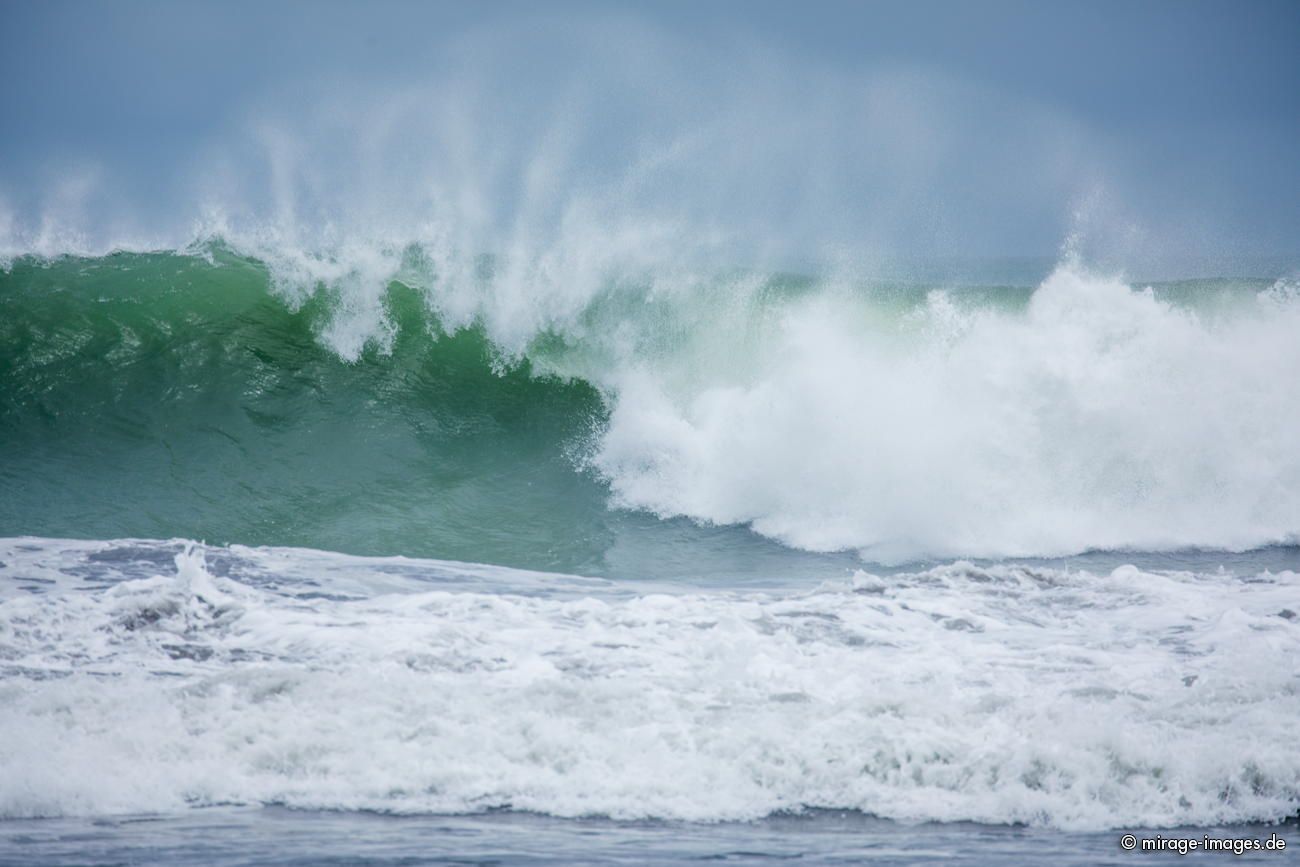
2, 240, 1298, 564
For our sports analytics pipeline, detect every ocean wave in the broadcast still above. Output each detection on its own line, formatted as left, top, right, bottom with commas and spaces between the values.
2, 243, 1298, 563
0, 539, 1297, 829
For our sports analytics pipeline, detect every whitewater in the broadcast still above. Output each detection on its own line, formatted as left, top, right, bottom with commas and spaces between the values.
2, 237, 1299, 848
1, 539, 1298, 831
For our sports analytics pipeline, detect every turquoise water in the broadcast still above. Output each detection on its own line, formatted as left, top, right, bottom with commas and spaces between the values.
1, 249, 611, 573
3, 247, 1295, 573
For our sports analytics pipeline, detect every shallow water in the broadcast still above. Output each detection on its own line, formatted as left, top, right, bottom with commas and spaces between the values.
1, 808, 1294, 866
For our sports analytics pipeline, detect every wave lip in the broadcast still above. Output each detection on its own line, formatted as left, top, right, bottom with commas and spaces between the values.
1, 538, 1297, 829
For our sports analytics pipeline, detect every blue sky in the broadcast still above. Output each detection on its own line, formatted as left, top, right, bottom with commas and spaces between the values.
2, 0, 1297, 265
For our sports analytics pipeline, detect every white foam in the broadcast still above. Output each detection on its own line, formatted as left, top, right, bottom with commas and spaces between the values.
1, 539, 1297, 829
593, 266, 1300, 561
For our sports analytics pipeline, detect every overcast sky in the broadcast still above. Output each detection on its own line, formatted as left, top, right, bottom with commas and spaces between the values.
2, 0, 1296, 266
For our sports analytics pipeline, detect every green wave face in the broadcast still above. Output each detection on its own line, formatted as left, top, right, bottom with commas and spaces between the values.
0, 251, 619, 572
4, 246, 1298, 575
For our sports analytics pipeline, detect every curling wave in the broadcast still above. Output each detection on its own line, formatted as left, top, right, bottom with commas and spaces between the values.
2, 239, 1298, 564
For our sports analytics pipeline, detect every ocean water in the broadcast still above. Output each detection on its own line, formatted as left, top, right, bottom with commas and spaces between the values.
2, 243, 1299, 863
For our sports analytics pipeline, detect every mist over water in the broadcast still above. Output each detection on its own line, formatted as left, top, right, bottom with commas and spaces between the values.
0, 11, 1259, 270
